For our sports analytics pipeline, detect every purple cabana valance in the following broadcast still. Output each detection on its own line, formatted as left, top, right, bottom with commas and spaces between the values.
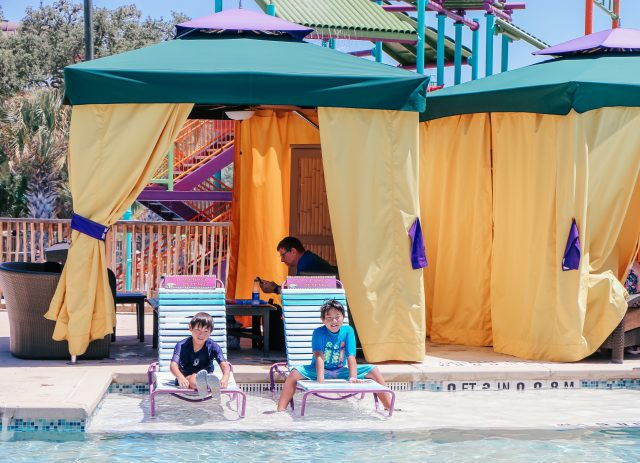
534, 28, 640, 56
176, 9, 314, 41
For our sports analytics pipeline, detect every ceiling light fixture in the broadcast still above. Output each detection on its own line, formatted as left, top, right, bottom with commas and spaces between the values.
225, 110, 255, 121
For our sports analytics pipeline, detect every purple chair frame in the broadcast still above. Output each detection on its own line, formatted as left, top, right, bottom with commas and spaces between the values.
148, 362, 247, 417
298, 381, 395, 417
269, 364, 394, 416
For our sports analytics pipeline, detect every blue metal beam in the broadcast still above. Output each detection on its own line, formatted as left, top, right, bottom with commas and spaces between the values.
485, 13, 495, 77
501, 34, 511, 72
436, 14, 446, 86
416, 0, 426, 74
375, 0, 383, 62
471, 19, 479, 80
454, 21, 463, 85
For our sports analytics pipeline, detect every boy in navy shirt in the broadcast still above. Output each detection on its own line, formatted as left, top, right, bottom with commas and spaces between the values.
170, 312, 230, 400
276, 299, 391, 411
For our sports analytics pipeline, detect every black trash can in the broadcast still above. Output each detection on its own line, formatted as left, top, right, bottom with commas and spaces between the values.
268, 300, 285, 352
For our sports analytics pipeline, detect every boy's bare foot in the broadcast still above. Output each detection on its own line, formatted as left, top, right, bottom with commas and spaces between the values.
206, 373, 221, 404
195, 370, 208, 398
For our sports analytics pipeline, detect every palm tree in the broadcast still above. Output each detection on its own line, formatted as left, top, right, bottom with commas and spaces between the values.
0, 89, 71, 218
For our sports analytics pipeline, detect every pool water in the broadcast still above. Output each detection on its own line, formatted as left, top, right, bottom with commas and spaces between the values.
1, 428, 640, 462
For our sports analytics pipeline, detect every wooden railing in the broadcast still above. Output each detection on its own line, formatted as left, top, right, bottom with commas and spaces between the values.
0, 218, 230, 296
0, 219, 72, 262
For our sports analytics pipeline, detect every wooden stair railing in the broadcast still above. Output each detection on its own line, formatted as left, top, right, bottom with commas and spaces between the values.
153, 120, 235, 181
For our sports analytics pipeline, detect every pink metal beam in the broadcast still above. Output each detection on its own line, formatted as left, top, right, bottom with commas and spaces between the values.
399, 58, 467, 70
350, 49, 373, 57
382, 2, 479, 30
482, 0, 513, 21
306, 32, 416, 44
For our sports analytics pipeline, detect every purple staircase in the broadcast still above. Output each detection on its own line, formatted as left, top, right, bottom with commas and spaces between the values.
138, 135, 235, 222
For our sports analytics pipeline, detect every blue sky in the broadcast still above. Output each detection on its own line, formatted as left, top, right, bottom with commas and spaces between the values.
3, 0, 639, 84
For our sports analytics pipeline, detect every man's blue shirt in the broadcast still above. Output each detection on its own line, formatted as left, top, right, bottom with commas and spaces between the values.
296, 250, 336, 275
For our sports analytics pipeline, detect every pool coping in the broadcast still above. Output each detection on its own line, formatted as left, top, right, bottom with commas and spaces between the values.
2, 364, 640, 429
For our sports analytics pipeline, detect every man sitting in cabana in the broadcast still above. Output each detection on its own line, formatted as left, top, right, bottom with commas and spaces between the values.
258, 236, 337, 295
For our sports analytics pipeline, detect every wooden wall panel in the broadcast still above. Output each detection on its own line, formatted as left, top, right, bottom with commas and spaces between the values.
289, 145, 336, 266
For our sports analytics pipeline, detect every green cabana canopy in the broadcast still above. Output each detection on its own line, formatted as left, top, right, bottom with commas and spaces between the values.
422, 53, 640, 121
64, 34, 429, 112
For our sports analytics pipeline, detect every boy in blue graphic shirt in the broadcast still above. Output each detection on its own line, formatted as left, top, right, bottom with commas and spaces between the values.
276, 299, 391, 411
170, 312, 231, 401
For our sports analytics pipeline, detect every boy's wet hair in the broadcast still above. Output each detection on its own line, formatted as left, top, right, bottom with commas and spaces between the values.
189, 312, 214, 331
320, 299, 345, 319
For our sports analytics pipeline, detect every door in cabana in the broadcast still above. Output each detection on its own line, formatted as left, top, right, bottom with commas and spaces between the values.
289, 144, 336, 275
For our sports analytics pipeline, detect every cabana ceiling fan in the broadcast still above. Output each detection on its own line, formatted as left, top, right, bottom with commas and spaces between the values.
225, 109, 255, 120
190, 104, 316, 127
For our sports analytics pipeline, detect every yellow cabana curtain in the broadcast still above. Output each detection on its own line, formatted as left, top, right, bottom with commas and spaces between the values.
231, 110, 320, 300
580, 109, 640, 282
421, 107, 640, 362
45, 103, 193, 356
319, 108, 425, 362
419, 114, 493, 346
491, 109, 640, 360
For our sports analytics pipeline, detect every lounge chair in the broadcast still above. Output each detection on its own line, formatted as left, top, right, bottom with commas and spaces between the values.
269, 277, 395, 416
147, 279, 246, 417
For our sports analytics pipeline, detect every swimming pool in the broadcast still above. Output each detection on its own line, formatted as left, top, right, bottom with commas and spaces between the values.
1, 428, 639, 462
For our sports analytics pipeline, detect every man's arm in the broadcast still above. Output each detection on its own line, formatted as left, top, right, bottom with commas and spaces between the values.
259, 280, 280, 294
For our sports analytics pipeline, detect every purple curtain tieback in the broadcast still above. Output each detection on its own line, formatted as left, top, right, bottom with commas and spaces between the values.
408, 217, 428, 270
71, 213, 109, 241
562, 218, 581, 271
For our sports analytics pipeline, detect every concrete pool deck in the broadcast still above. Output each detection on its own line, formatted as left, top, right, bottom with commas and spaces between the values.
1, 309, 639, 423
